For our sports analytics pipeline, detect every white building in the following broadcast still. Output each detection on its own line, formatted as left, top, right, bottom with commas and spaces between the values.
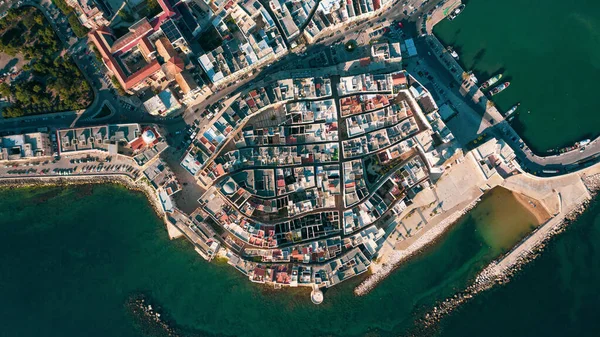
143, 89, 182, 116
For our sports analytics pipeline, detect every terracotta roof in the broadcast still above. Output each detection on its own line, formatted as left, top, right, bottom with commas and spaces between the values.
137, 36, 155, 58
165, 56, 185, 75
156, 0, 177, 17
110, 18, 153, 54
392, 73, 407, 85
89, 30, 128, 89
123, 60, 162, 90
359, 57, 371, 66
129, 137, 146, 150
175, 71, 198, 94
87, 0, 181, 93
215, 164, 225, 175
155, 36, 177, 61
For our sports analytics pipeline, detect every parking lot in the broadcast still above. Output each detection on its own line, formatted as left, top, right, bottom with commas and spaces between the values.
0, 153, 141, 179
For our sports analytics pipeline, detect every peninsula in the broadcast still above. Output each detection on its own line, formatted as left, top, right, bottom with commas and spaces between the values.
1, 0, 599, 307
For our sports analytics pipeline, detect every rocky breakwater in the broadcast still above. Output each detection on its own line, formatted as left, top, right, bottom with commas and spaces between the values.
583, 172, 600, 196
421, 174, 600, 326
127, 295, 179, 337
354, 199, 480, 296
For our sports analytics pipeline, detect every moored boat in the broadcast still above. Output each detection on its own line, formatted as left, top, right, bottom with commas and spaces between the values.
448, 4, 466, 21
505, 103, 520, 117
481, 74, 502, 89
577, 139, 591, 147
447, 46, 459, 59
489, 82, 510, 96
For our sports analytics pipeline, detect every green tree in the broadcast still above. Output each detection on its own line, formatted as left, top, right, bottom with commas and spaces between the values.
34, 14, 44, 26
111, 76, 127, 96
68, 15, 89, 38
52, 0, 73, 14
22, 14, 36, 29
118, 9, 134, 22
0, 83, 11, 98
88, 44, 103, 62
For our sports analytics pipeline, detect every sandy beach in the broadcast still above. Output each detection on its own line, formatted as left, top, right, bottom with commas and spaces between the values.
513, 191, 551, 225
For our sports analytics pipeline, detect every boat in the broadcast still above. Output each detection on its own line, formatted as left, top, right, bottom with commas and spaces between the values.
507, 116, 515, 122
468, 71, 478, 84
448, 4, 466, 21
577, 139, 591, 147
480, 74, 502, 89
505, 103, 520, 117
447, 46, 459, 59
489, 82, 510, 96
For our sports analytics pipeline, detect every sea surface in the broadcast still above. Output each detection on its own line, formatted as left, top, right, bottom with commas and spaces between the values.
436, 195, 600, 337
434, 0, 600, 153
0, 184, 578, 337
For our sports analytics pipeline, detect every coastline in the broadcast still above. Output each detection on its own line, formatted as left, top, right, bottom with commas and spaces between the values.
356, 167, 600, 296
0, 175, 166, 220
512, 190, 551, 224
354, 197, 480, 296
420, 172, 600, 326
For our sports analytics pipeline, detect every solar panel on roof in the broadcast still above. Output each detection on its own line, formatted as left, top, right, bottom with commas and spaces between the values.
161, 19, 183, 42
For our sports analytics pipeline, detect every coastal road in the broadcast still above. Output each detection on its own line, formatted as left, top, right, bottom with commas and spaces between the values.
411, 34, 600, 176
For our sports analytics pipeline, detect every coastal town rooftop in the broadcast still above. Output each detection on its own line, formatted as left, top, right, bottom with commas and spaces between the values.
0, 132, 51, 161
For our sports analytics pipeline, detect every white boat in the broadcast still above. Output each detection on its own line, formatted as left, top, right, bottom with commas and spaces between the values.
448, 4, 466, 21
578, 139, 591, 146
505, 103, 520, 117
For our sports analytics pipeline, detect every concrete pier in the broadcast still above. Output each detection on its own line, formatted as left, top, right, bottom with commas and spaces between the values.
311, 286, 324, 305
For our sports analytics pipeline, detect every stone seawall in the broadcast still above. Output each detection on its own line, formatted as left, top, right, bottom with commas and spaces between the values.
419, 173, 600, 326
0, 175, 165, 219
354, 198, 480, 296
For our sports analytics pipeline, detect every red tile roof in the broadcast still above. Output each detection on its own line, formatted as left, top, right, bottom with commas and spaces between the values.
89, 29, 163, 91
129, 137, 146, 150
373, 0, 381, 10
137, 36, 155, 57
215, 164, 225, 176
124, 60, 162, 90
111, 18, 153, 54
392, 73, 407, 86
155, 36, 177, 60
88, 0, 181, 92
165, 56, 185, 75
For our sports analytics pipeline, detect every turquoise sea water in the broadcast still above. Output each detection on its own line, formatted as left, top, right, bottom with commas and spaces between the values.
434, 0, 600, 153
436, 196, 600, 337
0, 184, 553, 337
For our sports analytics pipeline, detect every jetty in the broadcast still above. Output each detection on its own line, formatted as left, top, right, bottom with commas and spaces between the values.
355, 142, 600, 296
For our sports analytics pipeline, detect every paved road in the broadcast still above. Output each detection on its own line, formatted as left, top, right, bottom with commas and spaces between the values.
1, 0, 597, 178
182, 0, 432, 124
414, 35, 600, 175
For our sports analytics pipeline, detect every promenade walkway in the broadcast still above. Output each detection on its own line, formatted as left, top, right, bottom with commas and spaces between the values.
416, 34, 600, 176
